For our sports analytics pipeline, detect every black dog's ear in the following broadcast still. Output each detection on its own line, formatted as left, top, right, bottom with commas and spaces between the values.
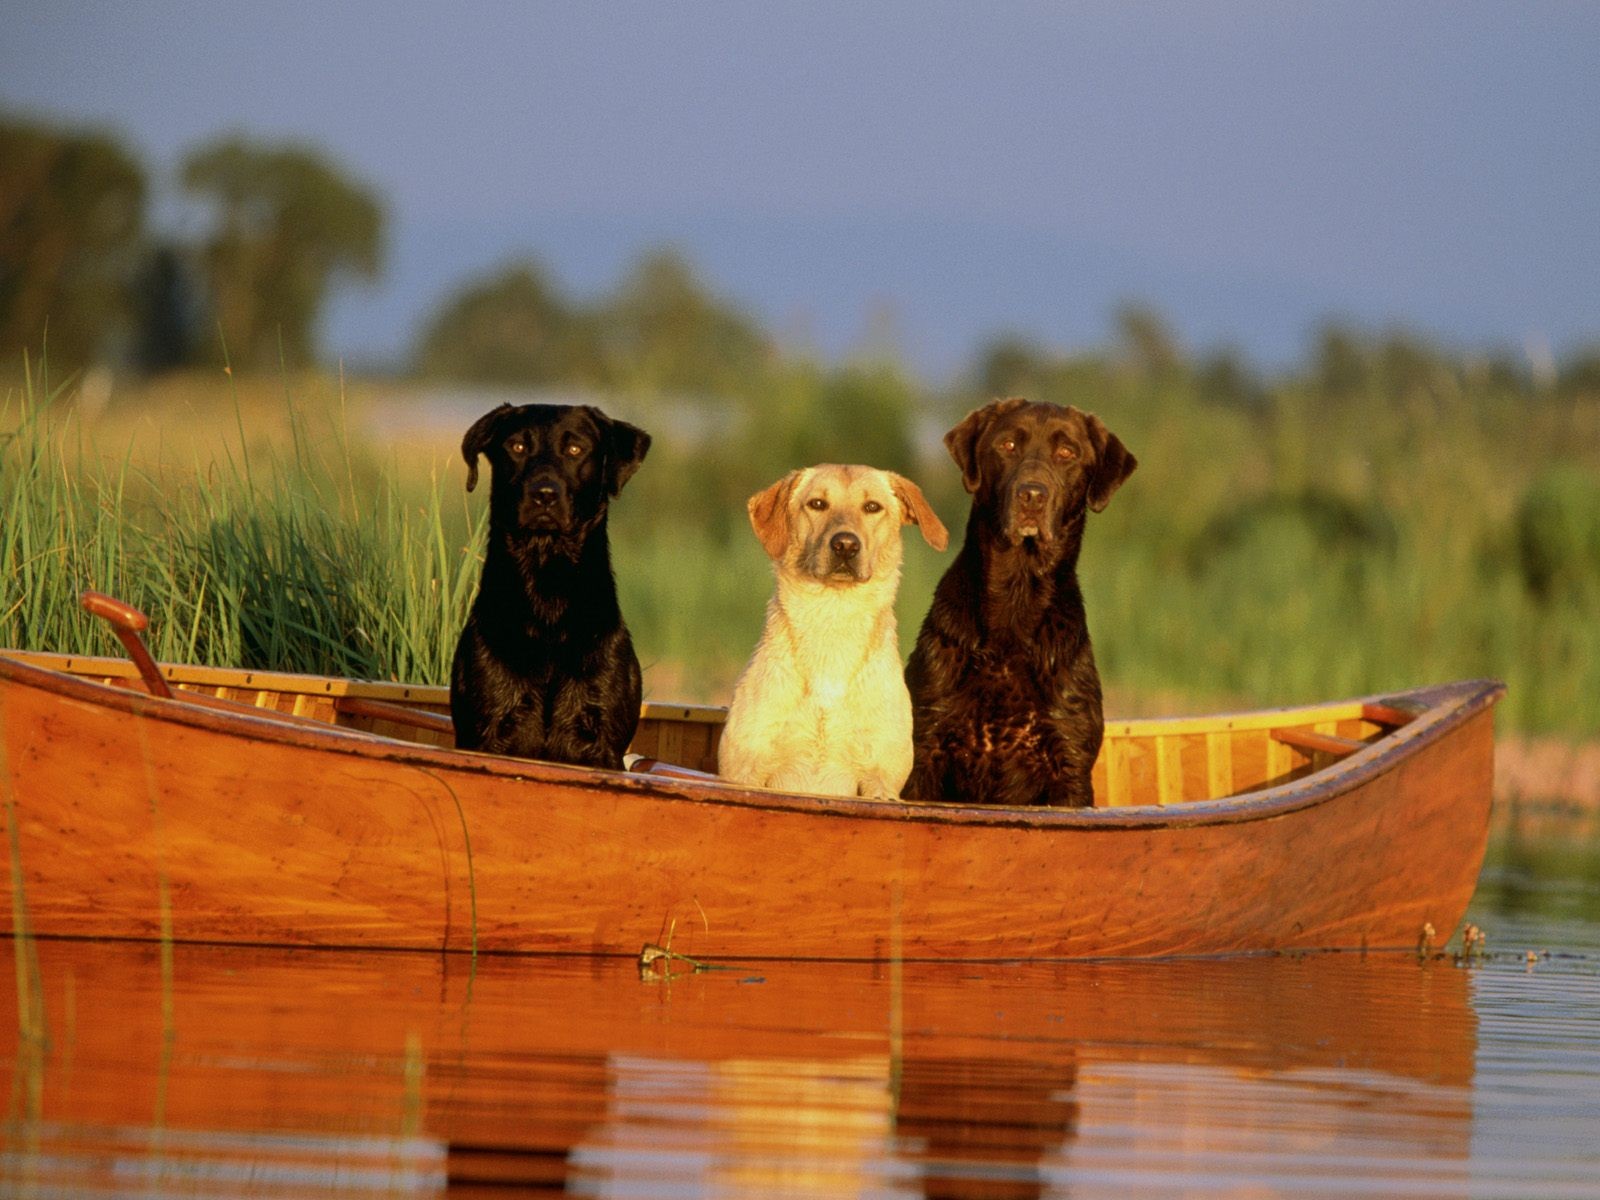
944, 397, 1029, 493
1081, 410, 1137, 512
460, 404, 513, 493
591, 409, 652, 496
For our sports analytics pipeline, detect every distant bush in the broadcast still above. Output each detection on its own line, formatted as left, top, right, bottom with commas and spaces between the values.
1516, 466, 1600, 604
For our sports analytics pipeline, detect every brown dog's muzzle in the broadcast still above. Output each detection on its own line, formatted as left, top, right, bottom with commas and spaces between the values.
1004, 466, 1062, 544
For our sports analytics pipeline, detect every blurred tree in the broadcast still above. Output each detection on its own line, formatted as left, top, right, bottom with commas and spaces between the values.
1114, 303, 1183, 380
182, 136, 383, 369
413, 260, 596, 385
1310, 323, 1368, 401
783, 361, 917, 476
597, 249, 769, 396
1557, 348, 1600, 401
1373, 331, 1446, 404
1515, 466, 1600, 606
130, 240, 204, 375
1195, 346, 1267, 413
0, 114, 146, 370
973, 335, 1048, 399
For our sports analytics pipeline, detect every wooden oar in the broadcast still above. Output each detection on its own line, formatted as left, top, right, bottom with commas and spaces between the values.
80, 591, 173, 699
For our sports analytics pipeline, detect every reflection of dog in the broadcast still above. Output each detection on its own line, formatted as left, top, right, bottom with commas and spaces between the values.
718, 465, 949, 799
450, 402, 651, 768
904, 398, 1135, 807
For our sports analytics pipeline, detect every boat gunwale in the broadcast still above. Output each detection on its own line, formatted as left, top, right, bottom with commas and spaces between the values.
0, 649, 1503, 832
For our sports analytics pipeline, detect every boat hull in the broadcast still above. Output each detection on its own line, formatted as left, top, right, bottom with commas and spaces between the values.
0, 655, 1500, 959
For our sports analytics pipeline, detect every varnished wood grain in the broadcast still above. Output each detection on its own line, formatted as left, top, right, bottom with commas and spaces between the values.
0, 650, 1502, 959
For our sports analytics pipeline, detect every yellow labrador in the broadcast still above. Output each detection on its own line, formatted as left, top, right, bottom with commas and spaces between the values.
719, 465, 949, 798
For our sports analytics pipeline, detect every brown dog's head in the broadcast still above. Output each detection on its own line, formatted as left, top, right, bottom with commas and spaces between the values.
943, 398, 1135, 548
460, 403, 650, 548
747, 465, 949, 586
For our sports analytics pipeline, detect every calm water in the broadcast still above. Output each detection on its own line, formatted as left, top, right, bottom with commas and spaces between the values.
2, 833, 1597, 1199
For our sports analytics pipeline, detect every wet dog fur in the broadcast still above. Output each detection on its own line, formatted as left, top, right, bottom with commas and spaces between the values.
903, 398, 1135, 807
450, 402, 650, 769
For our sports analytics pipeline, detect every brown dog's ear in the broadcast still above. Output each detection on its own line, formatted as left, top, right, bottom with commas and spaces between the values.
944, 397, 1029, 493
591, 409, 652, 496
1081, 411, 1137, 512
747, 471, 801, 560
460, 403, 514, 492
889, 473, 950, 551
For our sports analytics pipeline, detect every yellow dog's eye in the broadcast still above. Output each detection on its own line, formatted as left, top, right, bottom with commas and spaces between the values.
806, 497, 829, 511
863, 500, 883, 513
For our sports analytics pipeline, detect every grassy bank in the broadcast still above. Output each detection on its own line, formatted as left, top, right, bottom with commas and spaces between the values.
4, 356, 1599, 736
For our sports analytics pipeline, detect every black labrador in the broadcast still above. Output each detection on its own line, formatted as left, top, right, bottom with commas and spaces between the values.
450, 402, 651, 769
903, 398, 1135, 807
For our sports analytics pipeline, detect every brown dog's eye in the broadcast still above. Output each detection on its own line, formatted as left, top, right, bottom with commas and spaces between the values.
806, 497, 829, 512
1055, 444, 1077, 461
863, 500, 883, 513
996, 436, 1017, 454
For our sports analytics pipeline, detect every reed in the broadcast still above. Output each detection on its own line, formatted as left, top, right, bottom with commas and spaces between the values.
3, 361, 1598, 735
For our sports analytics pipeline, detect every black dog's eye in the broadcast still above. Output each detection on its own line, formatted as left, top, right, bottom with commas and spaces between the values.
862, 500, 883, 514
806, 497, 829, 512
564, 440, 586, 458
507, 437, 528, 456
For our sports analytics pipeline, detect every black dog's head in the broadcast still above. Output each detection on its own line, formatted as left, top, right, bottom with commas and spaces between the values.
944, 398, 1135, 549
461, 403, 651, 551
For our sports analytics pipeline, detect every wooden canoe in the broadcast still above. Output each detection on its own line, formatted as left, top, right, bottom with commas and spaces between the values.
0, 647, 1502, 960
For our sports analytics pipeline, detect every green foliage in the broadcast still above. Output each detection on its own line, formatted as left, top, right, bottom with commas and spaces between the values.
182, 135, 384, 369
414, 248, 769, 401
0, 114, 147, 371
598, 250, 769, 398
1, 371, 480, 686
8, 250, 1600, 739
413, 260, 596, 385
1515, 466, 1600, 605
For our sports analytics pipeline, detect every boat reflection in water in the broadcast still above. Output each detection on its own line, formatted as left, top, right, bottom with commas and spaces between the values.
2, 940, 1475, 1196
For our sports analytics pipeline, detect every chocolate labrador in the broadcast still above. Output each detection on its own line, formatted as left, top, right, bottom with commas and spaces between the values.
450, 402, 651, 768
903, 398, 1135, 806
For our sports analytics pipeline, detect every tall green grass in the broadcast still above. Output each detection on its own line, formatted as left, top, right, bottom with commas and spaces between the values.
2, 363, 485, 685
4, 357, 1599, 736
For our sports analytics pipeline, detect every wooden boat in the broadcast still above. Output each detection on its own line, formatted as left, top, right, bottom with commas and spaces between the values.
0, 606, 1503, 960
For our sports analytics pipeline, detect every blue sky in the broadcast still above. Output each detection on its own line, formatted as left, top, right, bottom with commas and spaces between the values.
5, 1, 1598, 378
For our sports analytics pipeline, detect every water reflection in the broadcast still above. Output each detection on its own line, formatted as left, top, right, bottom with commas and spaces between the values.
0, 939, 1486, 1197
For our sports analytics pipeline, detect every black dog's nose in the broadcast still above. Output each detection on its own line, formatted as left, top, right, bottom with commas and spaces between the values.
530, 483, 559, 508
830, 531, 861, 560
1015, 482, 1048, 510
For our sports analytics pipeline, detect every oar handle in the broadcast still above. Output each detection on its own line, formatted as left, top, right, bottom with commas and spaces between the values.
80, 590, 173, 699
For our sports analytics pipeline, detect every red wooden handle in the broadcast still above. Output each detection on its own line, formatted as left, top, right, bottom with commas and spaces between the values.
81, 590, 150, 632
80, 590, 172, 699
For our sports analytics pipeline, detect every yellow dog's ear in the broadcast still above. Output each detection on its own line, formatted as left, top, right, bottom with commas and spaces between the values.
889, 473, 950, 551
747, 471, 802, 559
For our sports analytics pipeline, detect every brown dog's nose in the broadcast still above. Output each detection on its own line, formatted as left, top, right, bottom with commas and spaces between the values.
830, 531, 861, 560
1015, 482, 1048, 510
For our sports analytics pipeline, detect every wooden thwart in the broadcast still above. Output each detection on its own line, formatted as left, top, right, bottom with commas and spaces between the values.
1273, 728, 1369, 758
